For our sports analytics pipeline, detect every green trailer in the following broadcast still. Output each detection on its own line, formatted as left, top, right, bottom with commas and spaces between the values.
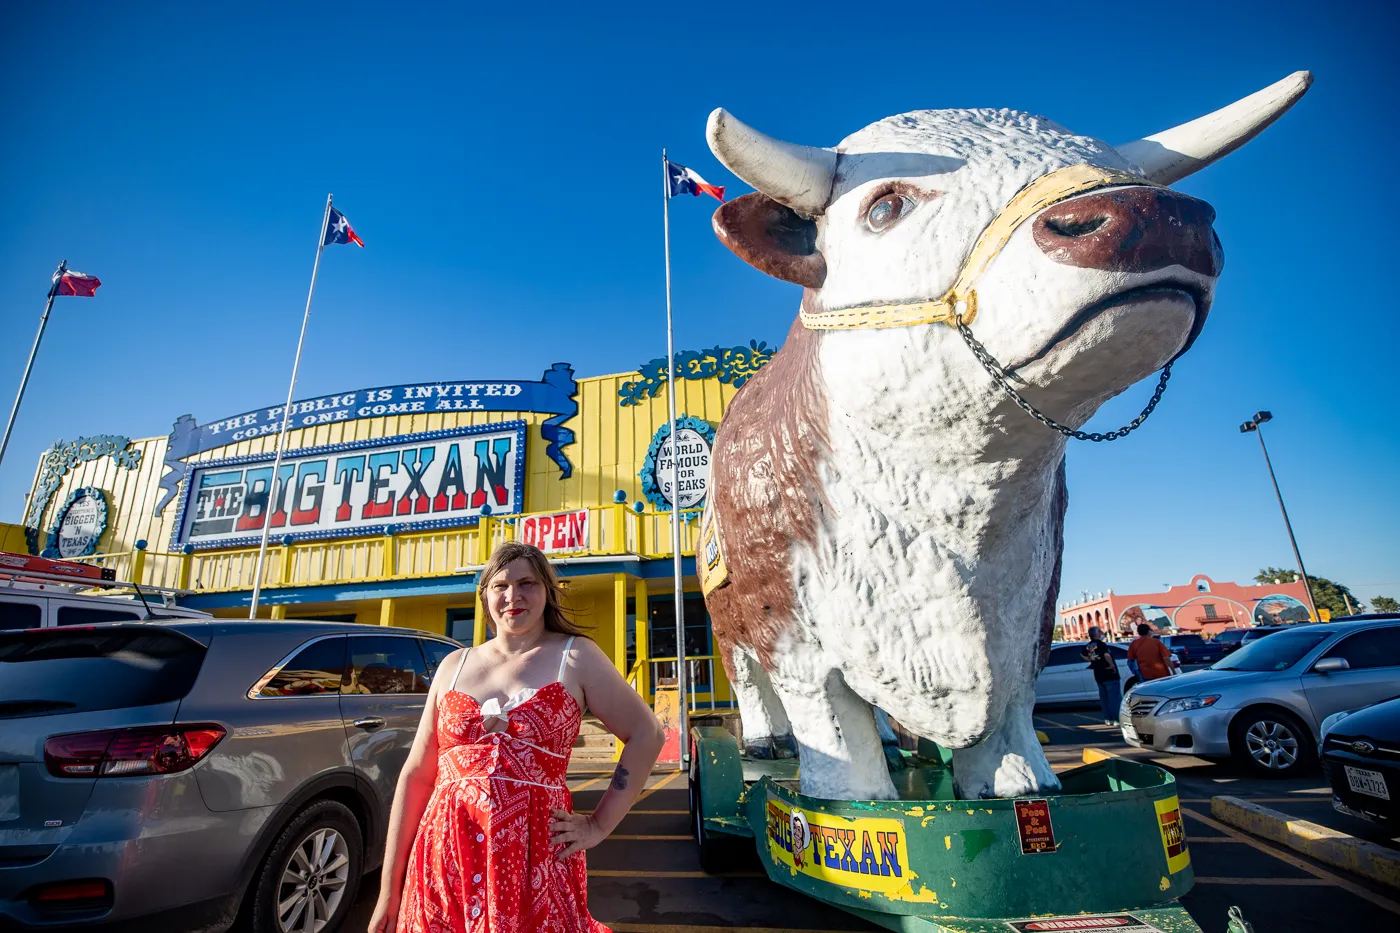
688, 726, 1215, 933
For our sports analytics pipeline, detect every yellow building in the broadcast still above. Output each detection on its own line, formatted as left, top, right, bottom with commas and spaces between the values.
16, 342, 777, 707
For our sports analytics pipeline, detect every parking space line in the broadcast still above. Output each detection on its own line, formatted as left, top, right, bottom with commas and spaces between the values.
613, 918, 873, 924
590, 869, 764, 878
1181, 807, 1400, 916
1182, 797, 1339, 804
635, 769, 683, 802
606, 834, 691, 840
1033, 716, 1083, 730
578, 773, 684, 814
625, 808, 687, 814
571, 776, 607, 792
1194, 876, 1331, 885
585, 808, 688, 815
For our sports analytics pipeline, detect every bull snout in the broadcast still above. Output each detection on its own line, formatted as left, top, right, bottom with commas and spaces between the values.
1032, 186, 1223, 276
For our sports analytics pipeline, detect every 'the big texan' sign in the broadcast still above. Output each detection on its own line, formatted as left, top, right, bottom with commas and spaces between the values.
172, 423, 526, 550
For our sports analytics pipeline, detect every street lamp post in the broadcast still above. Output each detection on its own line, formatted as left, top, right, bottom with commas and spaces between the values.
1239, 411, 1319, 618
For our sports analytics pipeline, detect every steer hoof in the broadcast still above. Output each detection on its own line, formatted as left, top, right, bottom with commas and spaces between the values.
743, 741, 775, 760
744, 735, 798, 760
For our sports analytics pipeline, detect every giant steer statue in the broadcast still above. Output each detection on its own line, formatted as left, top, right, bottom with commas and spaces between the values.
697, 73, 1311, 802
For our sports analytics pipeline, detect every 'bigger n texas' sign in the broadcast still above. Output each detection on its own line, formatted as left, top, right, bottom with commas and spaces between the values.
173, 423, 526, 550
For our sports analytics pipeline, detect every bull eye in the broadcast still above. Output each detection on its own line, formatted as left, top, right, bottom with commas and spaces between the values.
865, 193, 913, 232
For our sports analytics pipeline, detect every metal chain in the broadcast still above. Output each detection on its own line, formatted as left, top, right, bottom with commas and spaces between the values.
955, 320, 1172, 442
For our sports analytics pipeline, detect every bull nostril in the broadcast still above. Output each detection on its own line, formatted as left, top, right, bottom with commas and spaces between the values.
1044, 214, 1110, 238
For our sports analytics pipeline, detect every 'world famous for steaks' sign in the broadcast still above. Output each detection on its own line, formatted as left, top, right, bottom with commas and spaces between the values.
171, 423, 526, 550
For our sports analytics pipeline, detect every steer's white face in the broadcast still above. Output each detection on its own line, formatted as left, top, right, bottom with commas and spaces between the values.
813, 109, 1218, 450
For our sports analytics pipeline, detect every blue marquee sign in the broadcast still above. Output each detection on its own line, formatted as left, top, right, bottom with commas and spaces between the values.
155, 364, 577, 516
171, 422, 527, 551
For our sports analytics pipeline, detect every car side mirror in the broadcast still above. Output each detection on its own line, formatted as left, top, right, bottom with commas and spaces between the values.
1312, 657, 1350, 674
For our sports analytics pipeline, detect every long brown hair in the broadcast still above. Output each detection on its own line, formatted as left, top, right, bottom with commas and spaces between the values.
477, 541, 588, 637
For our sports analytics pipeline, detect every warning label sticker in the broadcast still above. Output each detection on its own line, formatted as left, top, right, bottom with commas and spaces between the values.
1005, 914, 1167, 932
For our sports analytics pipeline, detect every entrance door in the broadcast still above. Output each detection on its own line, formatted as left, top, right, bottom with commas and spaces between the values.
648, 595, 712, 695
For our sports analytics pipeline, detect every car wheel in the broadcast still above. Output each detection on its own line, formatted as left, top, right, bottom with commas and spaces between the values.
249, 800, 363, 933
1230, 709, 1315, 778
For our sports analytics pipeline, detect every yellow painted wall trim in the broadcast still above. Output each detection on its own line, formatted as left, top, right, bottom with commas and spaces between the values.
612, 573, 628, 675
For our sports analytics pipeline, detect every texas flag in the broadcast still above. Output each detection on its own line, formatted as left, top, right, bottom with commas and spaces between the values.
51, 268, 101, 297
323, 207, 364, 247
666, 159, 725, 202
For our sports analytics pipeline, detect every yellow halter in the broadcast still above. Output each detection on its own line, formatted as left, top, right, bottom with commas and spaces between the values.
798, 164, 1158, 332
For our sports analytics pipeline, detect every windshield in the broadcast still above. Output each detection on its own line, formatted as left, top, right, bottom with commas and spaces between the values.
1210, 629, 1331, 673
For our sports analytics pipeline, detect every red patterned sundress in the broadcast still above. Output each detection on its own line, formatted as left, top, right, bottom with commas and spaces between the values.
396, 637, 611, 933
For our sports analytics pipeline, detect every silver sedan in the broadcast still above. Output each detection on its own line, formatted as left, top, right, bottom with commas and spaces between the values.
1119, 618, 1400, 777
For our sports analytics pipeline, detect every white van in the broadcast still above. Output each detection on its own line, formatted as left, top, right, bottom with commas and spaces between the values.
0, 581, 212, 630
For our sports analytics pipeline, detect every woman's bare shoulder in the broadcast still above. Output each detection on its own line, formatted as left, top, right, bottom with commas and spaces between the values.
565, 635, 611, 670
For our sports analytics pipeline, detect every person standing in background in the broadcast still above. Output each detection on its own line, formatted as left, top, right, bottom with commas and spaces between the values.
1128, 623, 1174, 682
1081, 627, 1122, 725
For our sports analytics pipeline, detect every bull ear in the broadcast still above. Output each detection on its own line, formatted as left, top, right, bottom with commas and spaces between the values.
712, 193, 826, 289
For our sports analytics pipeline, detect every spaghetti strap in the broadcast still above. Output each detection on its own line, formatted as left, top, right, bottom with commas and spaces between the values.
557, 636, 575, 683
450, 646, 471, 693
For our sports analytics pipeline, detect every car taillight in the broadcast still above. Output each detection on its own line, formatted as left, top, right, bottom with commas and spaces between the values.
44, 724, 226, 778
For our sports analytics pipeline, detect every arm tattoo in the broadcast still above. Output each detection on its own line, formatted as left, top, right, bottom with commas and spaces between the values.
610, 765, 630, 791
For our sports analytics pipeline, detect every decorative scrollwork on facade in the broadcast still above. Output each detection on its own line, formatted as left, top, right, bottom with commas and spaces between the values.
23, 435, 141, 553
618, 340, 777, 407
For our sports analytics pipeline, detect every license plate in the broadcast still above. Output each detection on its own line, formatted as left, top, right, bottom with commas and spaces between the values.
1345, 765, 1390, 801
0, 765, 17, 822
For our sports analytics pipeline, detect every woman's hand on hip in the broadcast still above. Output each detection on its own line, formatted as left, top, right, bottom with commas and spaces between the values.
550, 809, 605, 859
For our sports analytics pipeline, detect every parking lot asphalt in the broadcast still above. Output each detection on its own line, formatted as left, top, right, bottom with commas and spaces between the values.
344, 708, 1400, 933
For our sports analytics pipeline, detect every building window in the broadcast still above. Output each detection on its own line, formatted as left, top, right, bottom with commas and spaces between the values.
647, 596, 713, 687
1203, 604, 1218, 620
446, 608, 477, 644
1196, 579, 1211, 593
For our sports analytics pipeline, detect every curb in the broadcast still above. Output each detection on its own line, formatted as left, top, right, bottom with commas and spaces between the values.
1211, 795, 1400, 890
1082, 746, 1116, 764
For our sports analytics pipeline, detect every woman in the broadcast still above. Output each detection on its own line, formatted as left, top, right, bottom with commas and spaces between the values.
369, 542, 665, 932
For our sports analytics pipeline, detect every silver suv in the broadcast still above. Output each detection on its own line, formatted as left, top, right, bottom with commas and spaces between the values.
1120, 618, 1400, 777
0, 620, 459, 931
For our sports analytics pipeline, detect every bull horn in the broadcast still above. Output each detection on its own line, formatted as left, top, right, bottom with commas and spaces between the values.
707, 108, 837, 216
1117, 71, 1312, 185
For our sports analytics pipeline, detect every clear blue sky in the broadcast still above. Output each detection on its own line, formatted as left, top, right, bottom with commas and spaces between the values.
2, 1, 1396, 605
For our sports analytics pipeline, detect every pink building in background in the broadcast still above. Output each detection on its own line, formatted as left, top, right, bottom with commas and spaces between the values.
1059, 574, 1313, 641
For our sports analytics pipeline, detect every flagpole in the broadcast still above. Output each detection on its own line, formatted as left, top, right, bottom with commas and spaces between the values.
249, 195, 334, 619
662, 149, 690, 768
0, 261, 67, 472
